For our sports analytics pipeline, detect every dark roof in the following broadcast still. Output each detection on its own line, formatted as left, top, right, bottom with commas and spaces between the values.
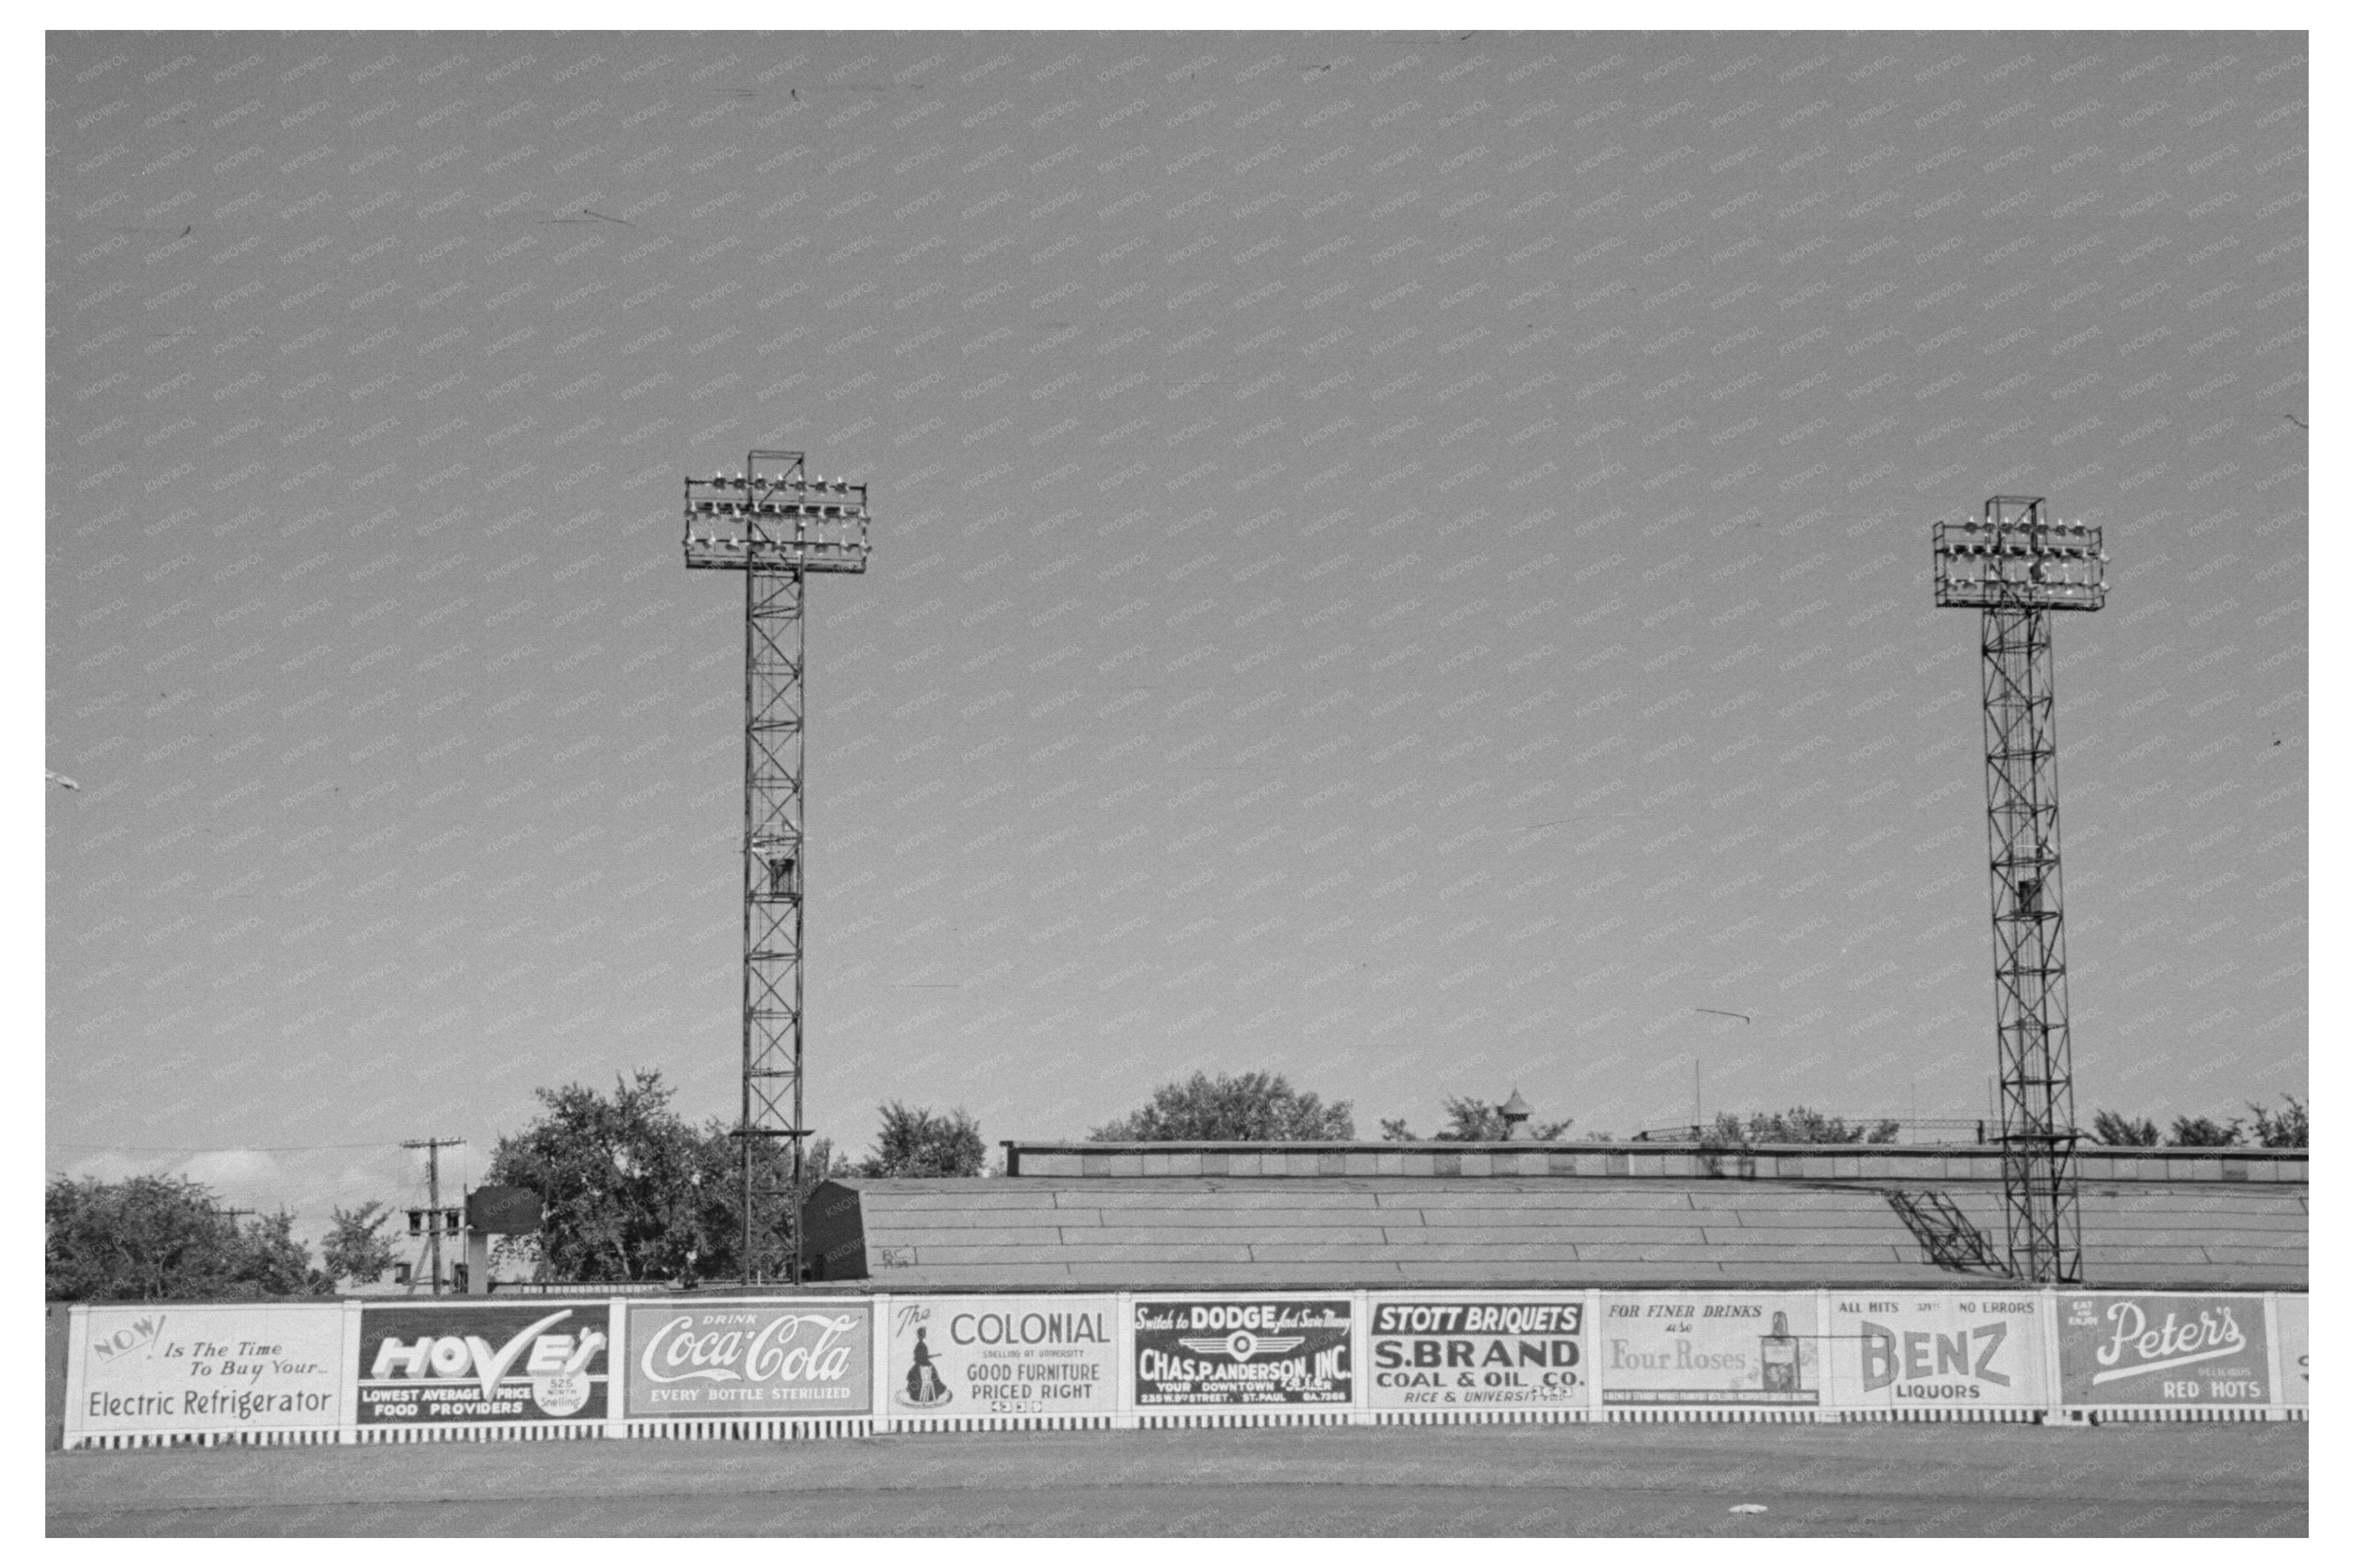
809, 1175, 2304, 1293
996, 1139, 2309, 1187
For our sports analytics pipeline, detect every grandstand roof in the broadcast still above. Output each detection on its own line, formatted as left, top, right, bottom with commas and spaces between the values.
802, 1143, 2304, 1293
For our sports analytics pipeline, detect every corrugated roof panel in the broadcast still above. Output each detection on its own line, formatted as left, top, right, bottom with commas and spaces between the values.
911, 1243, 1260, 1266
1390, 1224, 1711, 1246
1060, 1186, 1389, 1210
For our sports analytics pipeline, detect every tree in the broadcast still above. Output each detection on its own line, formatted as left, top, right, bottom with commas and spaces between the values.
2248, 1094, 2308, 1148
2169, 1114, 2245, 1148
2090, 1110, 2160, 1147
321, 1200, 398, 1285
1090, 1070, 1355, 1141
221, 1210, 328, 1299
1379, 1095, 1575, 1142
46, 1175, 329, 1301
856, 1103, 986, 1177
484, 1069, 837, 1285
1700, 1106, 1900, 1148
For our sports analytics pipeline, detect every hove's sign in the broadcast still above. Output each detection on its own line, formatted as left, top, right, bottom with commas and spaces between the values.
358, 1302, 610, 1426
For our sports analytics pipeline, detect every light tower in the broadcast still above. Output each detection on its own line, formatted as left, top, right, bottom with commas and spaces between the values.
1931, 495, 2107, 1283
684, 449, 871, 1284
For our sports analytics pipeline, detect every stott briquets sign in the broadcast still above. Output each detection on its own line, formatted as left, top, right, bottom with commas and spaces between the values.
624, 1301, 873, 1418
1369, 1296, 1587, 1413
2057, 1293, 2270, 1407
1133, 1297, 1352, 1407
77, 1305, 343, 1437
1827, 1292, 2048, 1411
1598, 1292, 1821, 1407
359, 1303, 610, 1425
888, 1296, 1116, 1418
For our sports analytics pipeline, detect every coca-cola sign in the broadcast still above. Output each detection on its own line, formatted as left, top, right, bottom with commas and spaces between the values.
2057, 1293, 2270, 1407
623, 1301, 873, 1418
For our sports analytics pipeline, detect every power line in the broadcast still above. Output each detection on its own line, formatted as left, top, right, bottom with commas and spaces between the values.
49, 1139, 415, 1153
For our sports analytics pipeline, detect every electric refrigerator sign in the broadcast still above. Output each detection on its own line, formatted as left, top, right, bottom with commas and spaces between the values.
77, 1304, 344, 1437
1133, 1297, 1352, 1407
358, 1303, 610, 1425
2057, 1293, 2270, 1407
625, 1301, 873, 1417
1827, 1292, 2048, 1410
887, 1296, 1116, 1418
1598, 1292, 1820, 1407
1369, 1296, 1586, 1412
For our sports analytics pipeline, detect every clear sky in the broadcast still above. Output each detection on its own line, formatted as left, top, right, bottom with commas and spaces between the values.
45, 29, 2305, 1236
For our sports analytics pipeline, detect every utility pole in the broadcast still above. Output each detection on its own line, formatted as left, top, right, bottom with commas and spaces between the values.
683, 450, 871, 1286
402, 1137, 466, 1297
1932, 496, 2107, 1283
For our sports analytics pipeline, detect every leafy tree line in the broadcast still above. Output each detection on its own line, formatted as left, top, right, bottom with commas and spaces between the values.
476, 1074, 986, 1285
45, 1176, 329, 1302
46, 1078, 988, 1298
1083, 1070, 1579, 1143
1700, 1108, 1901, 1147
2089, 1094, 2308, 1148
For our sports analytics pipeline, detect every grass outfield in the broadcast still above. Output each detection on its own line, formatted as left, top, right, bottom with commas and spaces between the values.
48, 1419, 2306, 1537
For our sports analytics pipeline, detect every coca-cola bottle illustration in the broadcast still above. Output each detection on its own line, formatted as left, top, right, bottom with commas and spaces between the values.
1760, 1311, 1801, 1393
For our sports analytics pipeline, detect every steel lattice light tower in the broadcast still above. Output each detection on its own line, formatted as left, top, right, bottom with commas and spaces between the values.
684, 449, 871, 1284
1932, 495, 2107, 1284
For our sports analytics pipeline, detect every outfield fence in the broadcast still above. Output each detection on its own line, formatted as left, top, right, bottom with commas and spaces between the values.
59, 1287, 2306, 1450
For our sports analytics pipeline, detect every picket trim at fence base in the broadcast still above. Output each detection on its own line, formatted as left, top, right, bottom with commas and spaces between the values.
1605, 1407, 1826, 1423
887, 1415, 1113, 1434
1834, 1408, 2040, 1423
623, 1418, 874, 1442
352, 1422, 604, 1444
2059, 1405, 2283, 1424
68, 1427, 343, 1451
1136, 1410, 1354, 1429
1372, 1407, 1591, 1426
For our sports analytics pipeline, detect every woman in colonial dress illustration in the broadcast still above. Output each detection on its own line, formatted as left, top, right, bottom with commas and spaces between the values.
905, 1326, 947, 1406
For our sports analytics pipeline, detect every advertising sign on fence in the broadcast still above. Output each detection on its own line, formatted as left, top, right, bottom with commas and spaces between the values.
1368, 1295, 1587, 1414
885, 1296, 1116, 1418
624, 1300, 873, 1418
2276, 1295, 2307, 1407
76, 1304, 344, 1438
1133, 1296, 1353, 1408
1826, 1292, 2048, 1412
1597, 1292, 1821, 1407
358, 1301, 611, 1426
2056, 1293, 2270, 1408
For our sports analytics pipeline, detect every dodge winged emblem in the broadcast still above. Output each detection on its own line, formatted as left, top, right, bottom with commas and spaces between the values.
1177, 1330, 1305, 1363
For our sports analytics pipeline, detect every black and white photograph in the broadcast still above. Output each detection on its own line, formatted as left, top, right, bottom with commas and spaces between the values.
40, 11, 2312, 1539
